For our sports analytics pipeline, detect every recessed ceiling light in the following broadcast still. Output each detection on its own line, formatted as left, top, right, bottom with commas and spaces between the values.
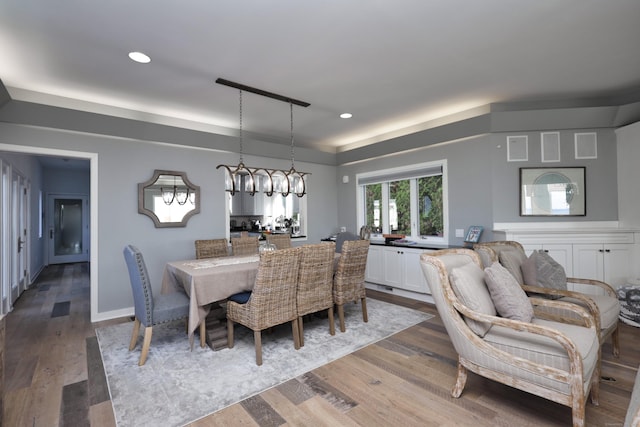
128, 51, 151, 64
340, 113, 353, 119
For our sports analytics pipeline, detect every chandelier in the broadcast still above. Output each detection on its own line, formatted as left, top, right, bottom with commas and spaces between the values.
215, 78, 310, 198
161, 175, 190, 205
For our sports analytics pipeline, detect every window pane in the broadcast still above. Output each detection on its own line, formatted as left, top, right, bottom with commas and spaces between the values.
389, 180, 410, 234
364, 183, 382, 233
418, 175, 443, 237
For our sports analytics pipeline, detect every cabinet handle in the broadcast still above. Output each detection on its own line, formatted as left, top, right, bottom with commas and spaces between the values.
543, 249, 549, 253
605, 249, 611, 253
599, 249, 604, 253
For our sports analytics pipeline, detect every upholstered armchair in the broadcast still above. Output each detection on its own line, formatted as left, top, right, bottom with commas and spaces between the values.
123, 245, 190, 366
474, 241, 620, 357
420, 249, 600, 427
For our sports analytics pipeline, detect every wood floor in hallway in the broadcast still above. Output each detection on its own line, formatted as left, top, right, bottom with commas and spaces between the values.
2, 262, 638, 426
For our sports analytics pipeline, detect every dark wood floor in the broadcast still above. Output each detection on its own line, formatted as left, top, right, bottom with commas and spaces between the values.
3, 263, 638, 426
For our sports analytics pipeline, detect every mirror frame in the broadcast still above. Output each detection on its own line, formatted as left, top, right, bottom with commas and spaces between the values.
138, 169, 201, 228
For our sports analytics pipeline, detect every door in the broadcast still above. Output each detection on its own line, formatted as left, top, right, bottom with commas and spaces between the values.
47, 194, 89, 264
10, 171, 29, 303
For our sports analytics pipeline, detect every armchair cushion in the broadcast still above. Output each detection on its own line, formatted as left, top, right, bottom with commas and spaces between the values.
484, 262, 534, 322
498, 249, 526, 285
484, 318, 599, 393
450, 262, 496, 337
563, 293, 621, 331
521, 250, 567, 298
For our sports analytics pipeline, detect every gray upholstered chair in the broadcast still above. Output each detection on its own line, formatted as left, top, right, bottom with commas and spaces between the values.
266, 233, 292, 250
420, 249, 600, 427
335, 231, 360, 253
226, 247, 302, 365
123, 245, 190, 366
474, 241, 620, 357
296, 242, 336, 346
195, 238, 229, 259
333, 239, 370, 332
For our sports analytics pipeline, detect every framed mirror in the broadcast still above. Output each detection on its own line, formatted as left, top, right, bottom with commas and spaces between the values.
520, 167, 585, 216
138, 170, 200, 227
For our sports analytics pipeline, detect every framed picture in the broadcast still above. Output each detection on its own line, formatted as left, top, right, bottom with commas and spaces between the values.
464, 226, 483, 243
520, 167, 585, 216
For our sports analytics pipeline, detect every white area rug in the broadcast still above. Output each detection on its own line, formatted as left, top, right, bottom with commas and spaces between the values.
96, 298, 433, 427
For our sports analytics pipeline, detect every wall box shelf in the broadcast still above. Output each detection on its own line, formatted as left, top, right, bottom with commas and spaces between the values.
541, 132, 560, 162
575, 132, 597, 159
507, 135, 528, 162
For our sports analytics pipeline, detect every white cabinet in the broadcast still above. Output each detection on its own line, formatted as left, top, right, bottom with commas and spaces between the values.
494, 222, 639, 290
572, 244, 632, 290
365, 245, 384, 284
365, 245, 430, 294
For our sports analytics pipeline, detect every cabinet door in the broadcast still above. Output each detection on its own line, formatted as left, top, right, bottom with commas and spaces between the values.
365, 246, 384, 284
572, 244, 605, 294
382, 247, 403, 288
402, 249, 431, 293
603, 244, 632, 289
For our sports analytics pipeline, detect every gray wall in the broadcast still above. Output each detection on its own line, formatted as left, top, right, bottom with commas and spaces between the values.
616, 121, 640, 228
337, 134, 495, 245
491, 129, 618, 222
0, 122, 338, 316
337, 128, 620, 245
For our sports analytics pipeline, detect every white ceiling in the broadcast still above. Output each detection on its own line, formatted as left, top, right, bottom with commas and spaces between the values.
1, 0, 639, 153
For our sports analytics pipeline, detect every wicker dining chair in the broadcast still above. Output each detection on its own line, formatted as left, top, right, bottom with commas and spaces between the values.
333, 239, 370, 332
266, 233, 292, 250
226, 247, 302, 365
195, 238, 229, 259
297, 242, 336, 346
231, 236, 260, 256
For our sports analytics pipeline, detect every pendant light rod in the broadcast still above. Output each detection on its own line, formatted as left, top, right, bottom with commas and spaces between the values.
216, 78, 310, 108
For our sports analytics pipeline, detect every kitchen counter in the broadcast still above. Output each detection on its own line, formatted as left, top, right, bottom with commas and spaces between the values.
369, 240, 462, 250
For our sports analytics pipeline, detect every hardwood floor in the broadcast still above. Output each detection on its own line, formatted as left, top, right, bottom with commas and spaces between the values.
3, 263, 638, 426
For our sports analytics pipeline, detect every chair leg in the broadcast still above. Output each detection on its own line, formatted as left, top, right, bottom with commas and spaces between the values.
292, 319, 301, 350
298, 317, 305, 347
200, 320, 206, 348
361, 297, 368, 323
451, 362, 467, 398
254, 330, 263, 366
139, 326, 153, 366
612, 327, 620, 358
227, 318, 234, 348
328, 306, 335, 336
129, 318, 141, 351
337, 304, 346, 332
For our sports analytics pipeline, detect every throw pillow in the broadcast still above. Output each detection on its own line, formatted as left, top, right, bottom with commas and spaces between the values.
484, 262, 534, 322
499, 249, 526, 285
520, 250, 567, 299
450, 262, 496, 337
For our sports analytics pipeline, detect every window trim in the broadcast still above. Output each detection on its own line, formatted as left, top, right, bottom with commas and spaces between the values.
356, 160, 448, 244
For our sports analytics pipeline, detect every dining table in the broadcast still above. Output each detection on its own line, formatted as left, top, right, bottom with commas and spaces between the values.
161, 254, 260, 348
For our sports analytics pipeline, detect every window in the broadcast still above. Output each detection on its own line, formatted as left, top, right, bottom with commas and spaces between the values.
358, 161, 447, 243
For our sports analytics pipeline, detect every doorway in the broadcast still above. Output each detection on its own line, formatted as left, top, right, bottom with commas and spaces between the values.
47, 194, 89, 264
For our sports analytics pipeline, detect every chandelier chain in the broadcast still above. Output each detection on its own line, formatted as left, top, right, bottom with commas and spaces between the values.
239, 89, 244, 164
290, 102, 295, 168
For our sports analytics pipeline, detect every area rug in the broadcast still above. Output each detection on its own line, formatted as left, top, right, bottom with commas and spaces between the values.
95, 298, 433, 427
